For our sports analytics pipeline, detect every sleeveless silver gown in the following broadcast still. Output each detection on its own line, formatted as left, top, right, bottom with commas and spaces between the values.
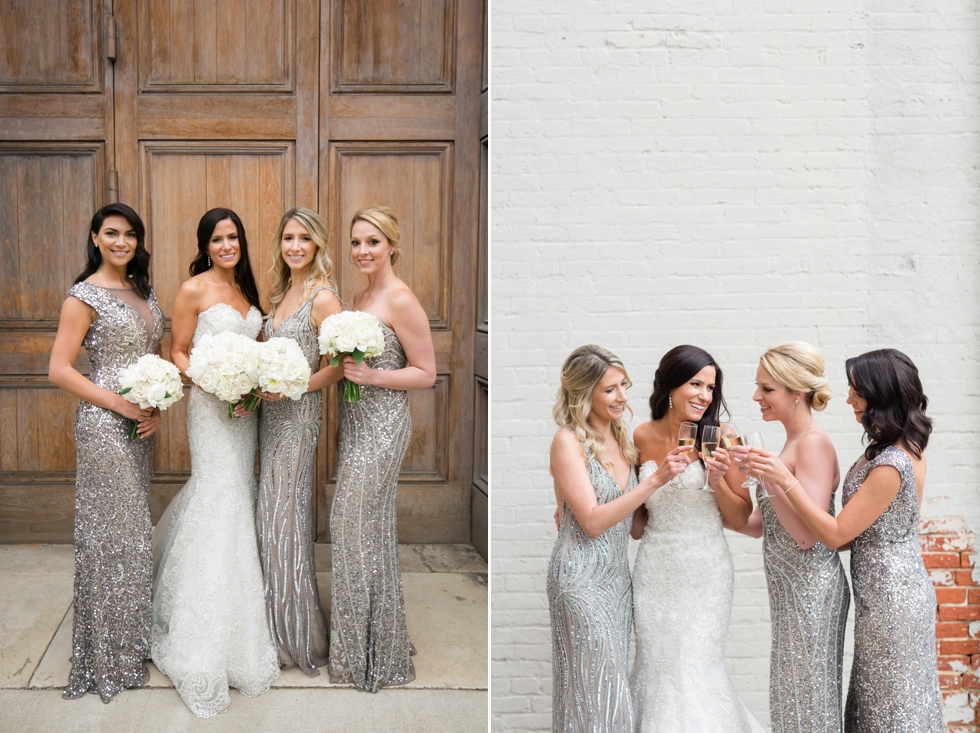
327, 316, 415, 691
758, 488, 850, 733
63, 282, 164, 702
547, 444, 634, 733
842, 446, 943, 732
257, 287, 334, 674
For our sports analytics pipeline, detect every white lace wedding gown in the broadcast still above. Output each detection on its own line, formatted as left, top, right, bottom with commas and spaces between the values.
631, 460, 765, 733
151, 304, 280, 717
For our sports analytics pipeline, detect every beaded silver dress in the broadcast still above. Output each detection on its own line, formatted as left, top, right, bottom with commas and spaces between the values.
257, 287, 334, 675
842, 446, 943, 732
151, 304, 280, 717
547, 443, 634, 733
328, 316, 415, 691
758, 489, 850, 733
63, 282, 164, 703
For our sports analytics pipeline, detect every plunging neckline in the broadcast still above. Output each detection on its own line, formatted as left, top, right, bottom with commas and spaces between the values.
270, 301, 308, 335
82, 281, 157, 350
199, 302, 257, 321
598, 461, 632, 496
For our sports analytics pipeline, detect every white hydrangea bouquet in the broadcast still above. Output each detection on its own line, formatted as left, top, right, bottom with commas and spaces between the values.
186, 331, 261, 418
254, 337, 311, 400
318, 310, 385, 402
117, 354, 184, 439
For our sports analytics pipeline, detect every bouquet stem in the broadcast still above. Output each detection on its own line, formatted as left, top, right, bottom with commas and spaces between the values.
128, 421, 140, 441
229, 389, 262, 418
343, 379, 361, 402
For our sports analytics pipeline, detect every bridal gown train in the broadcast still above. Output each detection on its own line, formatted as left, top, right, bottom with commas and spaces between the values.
631, 460, 765, 733
151, 303, 280, 717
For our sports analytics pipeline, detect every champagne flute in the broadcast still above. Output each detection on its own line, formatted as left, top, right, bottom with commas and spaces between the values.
721, 425, 744, 450
700, 425, 720, 491
678, 421, 697, 457
742, 431, 770, 499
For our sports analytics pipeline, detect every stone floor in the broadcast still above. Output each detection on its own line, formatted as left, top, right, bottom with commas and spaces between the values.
0, 544, 488, 732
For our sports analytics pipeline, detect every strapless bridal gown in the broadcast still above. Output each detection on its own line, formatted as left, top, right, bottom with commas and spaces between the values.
631, 460, 765, 733
151, 303, 280, 717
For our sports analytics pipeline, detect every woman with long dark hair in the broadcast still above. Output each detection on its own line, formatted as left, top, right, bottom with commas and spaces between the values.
629, 345, 763, 732
49, 203, 165, 702
747, 348, 943, 732
151, 208, 279, 717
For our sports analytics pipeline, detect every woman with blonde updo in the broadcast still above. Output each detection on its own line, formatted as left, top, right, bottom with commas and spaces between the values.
328, 205, 436, 692
255, 207, 343, 676
547, 345, 687, 733
731, 342, 850, 733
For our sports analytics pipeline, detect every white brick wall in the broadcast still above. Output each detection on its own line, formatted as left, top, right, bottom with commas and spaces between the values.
491, 1, 980, 731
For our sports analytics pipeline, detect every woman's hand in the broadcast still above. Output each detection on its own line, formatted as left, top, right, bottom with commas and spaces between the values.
135, 408, 161, 439
702, 447, 731, 483
115, 396, 153, 424
257, 387, 284, 402
649, 446, 692, 488
744, 448, 796, 491
342, 356, 375, 386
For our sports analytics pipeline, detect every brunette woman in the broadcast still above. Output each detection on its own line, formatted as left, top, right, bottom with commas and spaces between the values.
49, 203, 165, 702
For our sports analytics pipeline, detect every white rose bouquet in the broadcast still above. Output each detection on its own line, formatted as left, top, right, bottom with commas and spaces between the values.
318, 310, 385, 402
117, 354, 184, 440
254, 337, 311, 401
186, 331, 261, 418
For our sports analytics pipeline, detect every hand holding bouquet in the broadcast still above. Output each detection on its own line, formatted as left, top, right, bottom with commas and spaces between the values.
118, 354, 184, 439
186, 331, 260, 417
318, 311, 385, 402
254, 337, 311, 400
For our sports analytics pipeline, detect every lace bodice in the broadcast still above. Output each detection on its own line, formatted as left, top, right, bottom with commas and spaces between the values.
193, 303, 262, 344
638, 460, 723, 537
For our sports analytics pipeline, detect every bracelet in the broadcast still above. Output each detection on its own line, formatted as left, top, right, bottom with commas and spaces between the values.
783, 479, 799, 494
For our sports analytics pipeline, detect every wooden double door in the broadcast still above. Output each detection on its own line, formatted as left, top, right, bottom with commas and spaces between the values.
0, 0, 488, 555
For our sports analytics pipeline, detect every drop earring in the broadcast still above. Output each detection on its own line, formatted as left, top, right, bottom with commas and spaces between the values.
207, 254, 211, 267
669, 394, 673, 409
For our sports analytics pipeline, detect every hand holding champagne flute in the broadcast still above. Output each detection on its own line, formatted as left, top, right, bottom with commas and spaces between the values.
700, 424, 722, 491
741, 431, 770, 499
678, 421, 697, 455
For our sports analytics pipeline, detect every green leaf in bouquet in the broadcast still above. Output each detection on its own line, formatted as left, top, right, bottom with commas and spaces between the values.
330, 354, 341, 367
352, 348, 365, 364
120, 387, 132, 395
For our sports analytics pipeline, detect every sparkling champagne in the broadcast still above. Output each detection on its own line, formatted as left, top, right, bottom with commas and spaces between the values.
702, 441, 719, 459
678, 437, 696, 452
721, 434, 744, 449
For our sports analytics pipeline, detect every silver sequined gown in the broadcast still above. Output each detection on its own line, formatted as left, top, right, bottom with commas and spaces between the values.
257, 287, 334, 675
759, 488, 850, 733
328, 317, 415, 691
842, 446, 943, 732
63, 282, 164, 703
547, 444, 634, 733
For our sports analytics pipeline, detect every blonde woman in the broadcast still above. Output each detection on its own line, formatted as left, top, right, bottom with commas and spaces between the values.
731, 342, 849, 733
256, 207, 343, 676
328, 206, 436, 691
547, 345, 687, 733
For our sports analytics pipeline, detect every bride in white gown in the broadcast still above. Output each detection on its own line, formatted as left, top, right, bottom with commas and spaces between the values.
630, 345, 764, 733
152, 209, 279, 717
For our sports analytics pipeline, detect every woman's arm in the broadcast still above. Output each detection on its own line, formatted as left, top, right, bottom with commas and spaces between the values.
48, 296, 154, 425
732, 506, 763, 538
169, 279, 203, 377
553, 431, 690, 540
343, 288, 436, 391
705, 432, 753, 531
747, 452, 901, 548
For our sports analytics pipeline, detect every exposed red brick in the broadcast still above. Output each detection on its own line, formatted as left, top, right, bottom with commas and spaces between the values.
940, 606, 980, 622
956, 569, 979, 586
939, 654, 972, 671
924, 552, 963, 568
939, 588, 970, 604
937, 622, 971, 638
941, 671, 964, 689
941, 639, 980, 655
963, 672, 980, 689
969, 589, 980, 605
922, 533, 975, 553
973, 654, 980, 671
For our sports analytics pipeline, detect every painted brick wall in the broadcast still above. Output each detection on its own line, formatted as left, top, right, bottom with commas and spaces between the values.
491, 1, 980, 731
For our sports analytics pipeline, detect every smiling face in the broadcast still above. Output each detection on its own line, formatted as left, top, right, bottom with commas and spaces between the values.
92, 214, 138, 270
280, 218, 316, 273
669, 365, 715, 422
753, 363, 799, 422
590, 367, 628, 424
350, 220, 394, 275
846, 384, 868, 423
208, 218, 241, 270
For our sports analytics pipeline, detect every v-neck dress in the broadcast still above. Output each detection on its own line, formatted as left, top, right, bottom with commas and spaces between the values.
257, 286, 335, 674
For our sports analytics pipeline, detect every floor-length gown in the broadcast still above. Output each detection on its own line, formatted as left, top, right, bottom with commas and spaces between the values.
759, 488, 850, 733
63, 282, 164, 702
151, 303, 280, 717
842, 447, 943, 732
631, 460, 765, 733
547, 442, 634, 733
327, 316, 415, 691
257, 287, 334, 675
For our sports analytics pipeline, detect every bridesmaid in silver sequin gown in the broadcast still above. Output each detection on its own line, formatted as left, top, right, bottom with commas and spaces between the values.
733, 343, 849, 733
747, 348, 943, 733
257, 208, 342, 675
327, 206, 436, 691
547, 345, 678, 733
49, 204, 165, 702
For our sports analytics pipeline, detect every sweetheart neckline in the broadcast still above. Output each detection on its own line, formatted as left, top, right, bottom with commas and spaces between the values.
198, 302, 259, 321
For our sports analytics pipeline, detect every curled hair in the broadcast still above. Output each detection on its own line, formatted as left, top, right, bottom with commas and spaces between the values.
760, 341, 833, 411
267, 207, 336, 318
75, 203, 151, 298
846, 349, 932, 460
189, 208, 264, 315
648, 345, 728, 454
553, 345, 639, 471
350, 205, 402, 264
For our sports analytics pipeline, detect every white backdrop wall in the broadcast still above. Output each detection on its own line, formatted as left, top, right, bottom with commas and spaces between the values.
490, 1, 980, 730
